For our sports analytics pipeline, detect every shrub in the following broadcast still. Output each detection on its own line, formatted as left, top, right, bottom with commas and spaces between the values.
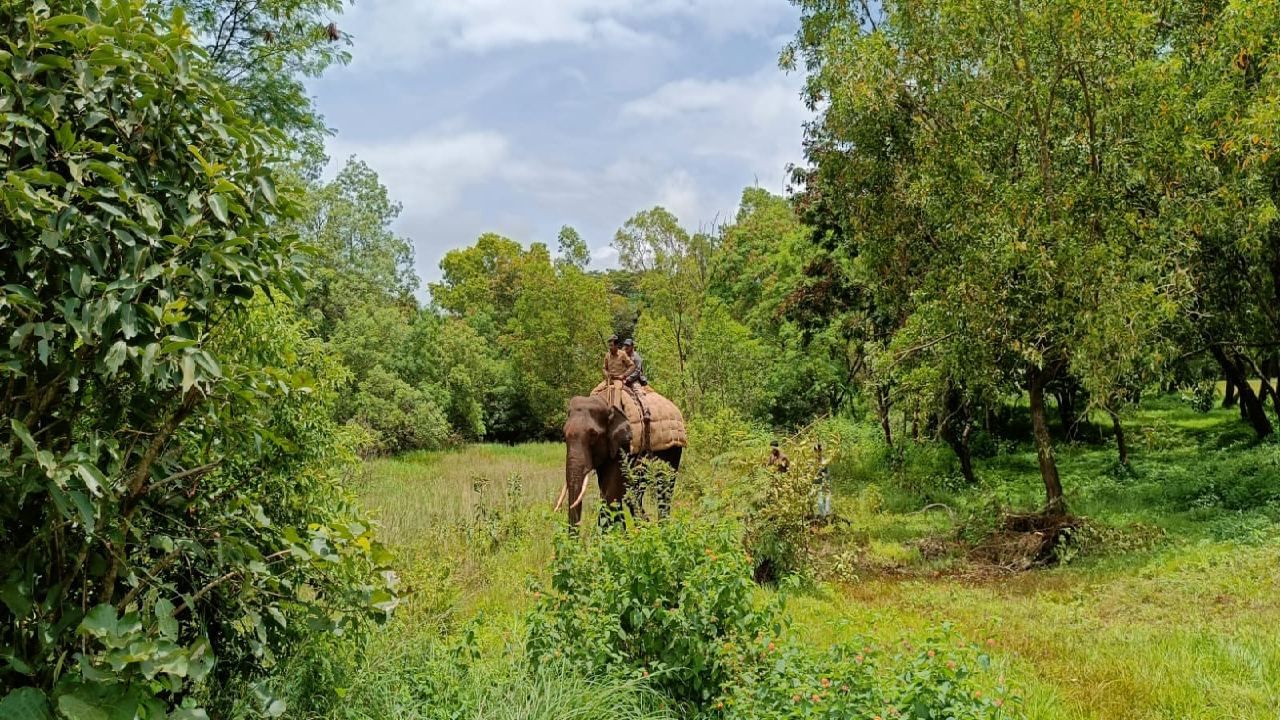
0, 3, 394, 714
525, 519, 1019, 718
527, 519, 780, 709
721, 629, 1018, 720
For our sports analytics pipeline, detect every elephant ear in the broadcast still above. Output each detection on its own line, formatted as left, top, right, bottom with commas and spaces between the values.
607, 406, 632, 457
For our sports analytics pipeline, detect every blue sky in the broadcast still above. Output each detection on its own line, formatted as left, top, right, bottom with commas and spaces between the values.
307, 0, 810, 285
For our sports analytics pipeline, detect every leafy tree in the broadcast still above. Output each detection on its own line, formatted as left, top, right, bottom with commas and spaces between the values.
0, 2, 390, 713
327, 299, 450, 451
431, 232, 527, 334
1151, 0, 1280, 438
299, 156, 417, 332
788, 0, 1187, 512
556, 224, 590, 271
507, 244, 613, 434
159, 0, 351, 165
614, 208, 707, 407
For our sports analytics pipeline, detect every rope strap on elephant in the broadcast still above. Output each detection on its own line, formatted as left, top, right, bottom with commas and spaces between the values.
590, 381, 687, 454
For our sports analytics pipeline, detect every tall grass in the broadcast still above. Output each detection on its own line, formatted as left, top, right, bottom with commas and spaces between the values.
310, 397, 1280, 720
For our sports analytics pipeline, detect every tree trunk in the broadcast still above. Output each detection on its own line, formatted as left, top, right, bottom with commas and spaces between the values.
1108, 408, 1128, 466
941, 390, 977, 485
1028, 368, 1067, 516
875, 387, 893, 449
1210, 345, 1273, 438
911, 402, 921, 442
1055, 387, 1081, 442
1223, 379, 1238, 408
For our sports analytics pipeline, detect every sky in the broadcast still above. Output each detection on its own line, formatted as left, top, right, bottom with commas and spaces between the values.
307, 0, 811, 286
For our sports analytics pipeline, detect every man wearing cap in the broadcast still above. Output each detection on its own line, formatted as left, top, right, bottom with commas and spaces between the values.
602, 335, 635, 409
603, 335, 635, 383
622, 338, 647, 387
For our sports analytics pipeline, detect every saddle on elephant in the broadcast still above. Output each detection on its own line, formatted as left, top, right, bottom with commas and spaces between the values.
590, 380, 687, 454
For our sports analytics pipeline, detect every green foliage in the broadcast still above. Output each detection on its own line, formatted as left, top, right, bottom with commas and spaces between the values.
161, 0, 351, 167
508, 246, 613, 434
524, 517, 1017, 717
0, 3, 392, 712
721, 628, 1017, 720
527, 519, 779, 709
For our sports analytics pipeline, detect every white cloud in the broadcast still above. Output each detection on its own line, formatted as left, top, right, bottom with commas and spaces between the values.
338, 0, 787, 69
621, 65, 809, 190
326, 129, 510, 218
590, 245, 619, 265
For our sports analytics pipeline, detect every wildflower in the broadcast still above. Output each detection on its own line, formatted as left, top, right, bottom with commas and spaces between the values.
792, 694, 802, 703
855, 654, 864, 664
947, 661, 957, 670
927, 650, 935, 657
821, 677, 831, 688
994, 698, 1004, 708
974, 690, 983, 699
986, 638, 996, 647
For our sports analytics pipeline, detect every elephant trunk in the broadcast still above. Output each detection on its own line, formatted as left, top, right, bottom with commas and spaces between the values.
564, 453, 590, 527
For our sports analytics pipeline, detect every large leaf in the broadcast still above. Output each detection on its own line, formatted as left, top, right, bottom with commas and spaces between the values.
80, 604, 117, 639
54, 694, 107, 720
0, 688, 51, 720
206, 194, 228, 224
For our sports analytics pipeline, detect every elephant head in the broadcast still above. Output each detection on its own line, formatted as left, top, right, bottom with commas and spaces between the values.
559, 395, 632, 527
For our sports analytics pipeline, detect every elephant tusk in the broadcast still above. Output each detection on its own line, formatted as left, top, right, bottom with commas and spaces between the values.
569, 471, 592, 510
553, 484, 568, 512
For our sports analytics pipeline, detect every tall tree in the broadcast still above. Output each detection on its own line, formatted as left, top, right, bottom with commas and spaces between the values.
789, 0, 1187, 514
614, 207, 705, 407
557, 225, 591, 271
298, 157, 417, 333
160, 0, 352, 165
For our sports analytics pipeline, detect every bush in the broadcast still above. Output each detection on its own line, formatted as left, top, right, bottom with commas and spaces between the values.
721, 628, 1018, 719
272, 615, 677, 720
0, 3, 394, 714
527, 520, 779, 709
525, 519, 1019, 718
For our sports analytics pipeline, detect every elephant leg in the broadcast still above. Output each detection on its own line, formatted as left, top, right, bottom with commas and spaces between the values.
625, 459, 650, 522
597, 460, 629, 532
653, 447, 683, 520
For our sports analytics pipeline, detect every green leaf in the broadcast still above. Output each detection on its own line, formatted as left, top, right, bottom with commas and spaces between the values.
67, 490, 95, 534
119, 304, 137, 339
207, 194, 228, 224
10, 419, 37, 454
1, 579, 32, 618
103, 341, 127, 374
154, 599, 179, 640
0, 688, 51, 720
255, 175, 277, 206
74, 463, 105, 497
55, 694, 108, 720
80, 604, 117, 638
181, 353, 196, 393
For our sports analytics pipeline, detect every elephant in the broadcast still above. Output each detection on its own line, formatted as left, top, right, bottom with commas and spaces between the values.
557, 394, 683, 530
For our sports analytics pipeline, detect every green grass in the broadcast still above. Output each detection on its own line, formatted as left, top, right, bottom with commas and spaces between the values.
339, 399, 1280, 719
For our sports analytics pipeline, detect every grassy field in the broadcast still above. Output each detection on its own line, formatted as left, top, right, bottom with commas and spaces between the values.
353, 398, 1280, 720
